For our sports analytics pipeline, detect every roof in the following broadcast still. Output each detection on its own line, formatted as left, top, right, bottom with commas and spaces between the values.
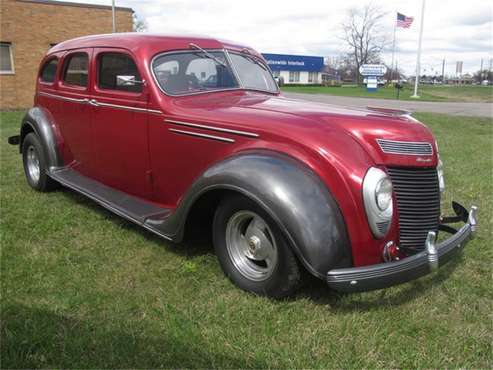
17, 0, 133, 12
49, 33, 256, 57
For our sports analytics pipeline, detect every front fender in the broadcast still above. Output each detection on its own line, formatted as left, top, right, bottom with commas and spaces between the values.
20, 107, 63, 170
149, 151, 352, 278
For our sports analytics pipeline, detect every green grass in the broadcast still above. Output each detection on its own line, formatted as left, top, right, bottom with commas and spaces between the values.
281, 84, 493, 102
1, 111, 492, 368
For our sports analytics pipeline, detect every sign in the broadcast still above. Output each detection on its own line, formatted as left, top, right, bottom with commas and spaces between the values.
262, 53, 324, 72
359, 64, 387, 77
366, 76, 378, 92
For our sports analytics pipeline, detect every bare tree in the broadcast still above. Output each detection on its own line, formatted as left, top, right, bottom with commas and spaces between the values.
340, 4, 388, 84
133, 13, 147, 32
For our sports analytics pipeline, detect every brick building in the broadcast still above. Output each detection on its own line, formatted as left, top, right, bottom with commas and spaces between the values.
0, 0, 134, 109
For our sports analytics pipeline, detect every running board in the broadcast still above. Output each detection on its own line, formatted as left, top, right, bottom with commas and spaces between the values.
49, 168, 173, 240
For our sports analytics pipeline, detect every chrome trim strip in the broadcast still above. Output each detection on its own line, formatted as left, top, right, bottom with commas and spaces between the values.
95, 100, 162, 114
38, 91, 87, 104
38, 92, 162, 114
165, 119, 259, 138
168, 128, 235, 143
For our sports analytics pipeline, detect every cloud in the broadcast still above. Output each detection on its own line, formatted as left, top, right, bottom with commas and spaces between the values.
58, 0, 493, 75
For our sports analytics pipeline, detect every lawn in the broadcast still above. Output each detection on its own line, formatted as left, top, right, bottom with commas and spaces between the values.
281, 84, 493, 102
1, 111, 492, 368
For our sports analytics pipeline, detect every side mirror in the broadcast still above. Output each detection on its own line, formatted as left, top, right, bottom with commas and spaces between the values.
116, 75, 144, 87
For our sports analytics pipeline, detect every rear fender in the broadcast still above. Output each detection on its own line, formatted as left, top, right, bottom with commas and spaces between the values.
20, 107, 63, 170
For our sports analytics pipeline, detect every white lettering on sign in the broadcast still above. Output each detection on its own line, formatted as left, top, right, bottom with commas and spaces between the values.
266, 60, 305, 66
359, 64, 387, 76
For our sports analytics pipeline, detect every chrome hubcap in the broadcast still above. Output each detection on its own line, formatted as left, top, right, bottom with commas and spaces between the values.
26, 145, 40, 183
225, 211, 278, 281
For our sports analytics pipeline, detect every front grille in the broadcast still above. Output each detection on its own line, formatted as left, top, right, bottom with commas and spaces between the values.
387, 167, 440, 252
377, 139, 433, 156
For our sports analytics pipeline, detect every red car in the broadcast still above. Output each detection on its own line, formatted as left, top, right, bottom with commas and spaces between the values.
8, 34, 477, 297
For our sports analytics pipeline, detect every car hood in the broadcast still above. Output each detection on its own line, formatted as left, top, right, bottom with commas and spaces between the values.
169, 91, 438, 167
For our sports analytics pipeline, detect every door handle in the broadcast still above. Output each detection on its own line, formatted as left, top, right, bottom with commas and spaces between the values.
88, 99, 99, 107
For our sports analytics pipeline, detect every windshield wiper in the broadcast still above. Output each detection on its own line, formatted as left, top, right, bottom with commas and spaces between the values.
189, 43, 228, 68
239, 48, 268, 71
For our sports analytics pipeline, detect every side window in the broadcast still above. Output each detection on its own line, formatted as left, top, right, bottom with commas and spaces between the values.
98, 52, 142, 93
63, 53, 88, 87
40, 58, 58, 83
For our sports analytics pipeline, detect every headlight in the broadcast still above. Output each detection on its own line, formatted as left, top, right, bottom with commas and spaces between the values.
363, 167, 393, 238
437, 158, 445, 193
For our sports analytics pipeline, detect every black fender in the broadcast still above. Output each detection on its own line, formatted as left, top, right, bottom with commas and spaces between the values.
20, 107, 63, 170
147, 151, 352, 278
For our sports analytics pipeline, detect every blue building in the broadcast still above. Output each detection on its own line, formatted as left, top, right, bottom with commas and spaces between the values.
262, 53, 324, 84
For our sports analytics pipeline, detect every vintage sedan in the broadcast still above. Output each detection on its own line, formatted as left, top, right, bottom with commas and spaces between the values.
8, 34, 477, 298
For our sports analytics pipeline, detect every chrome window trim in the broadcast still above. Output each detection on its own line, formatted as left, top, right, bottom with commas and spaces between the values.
168, 128, 235, 143
150, 49, 279, 97
165, 118, 259, 138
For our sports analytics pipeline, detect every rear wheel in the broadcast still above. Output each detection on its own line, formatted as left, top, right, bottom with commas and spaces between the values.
22, 133, 58, 192
213, 194, 302, 298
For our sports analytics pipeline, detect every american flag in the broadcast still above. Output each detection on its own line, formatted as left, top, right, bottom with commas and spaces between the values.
396, 12, 414, 28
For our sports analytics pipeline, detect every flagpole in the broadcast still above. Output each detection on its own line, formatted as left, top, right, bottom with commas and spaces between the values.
412, 0, 426, 98
390, 12, 397, 82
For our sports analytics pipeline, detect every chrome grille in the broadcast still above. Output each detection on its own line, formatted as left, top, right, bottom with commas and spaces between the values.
377, 139, 433, 156
387, 167, 440, 252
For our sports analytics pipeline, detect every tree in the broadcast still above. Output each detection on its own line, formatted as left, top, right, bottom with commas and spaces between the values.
473, 69, 493, 83
340, 3, 388, 84
133, 13, 147, 32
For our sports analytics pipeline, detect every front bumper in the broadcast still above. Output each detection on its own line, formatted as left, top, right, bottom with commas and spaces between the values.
327, 203, 478, 293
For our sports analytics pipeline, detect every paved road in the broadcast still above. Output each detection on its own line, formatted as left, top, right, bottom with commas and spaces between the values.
283, 92, 493, 118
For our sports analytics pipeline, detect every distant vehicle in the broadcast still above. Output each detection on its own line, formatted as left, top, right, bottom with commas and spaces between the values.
8, 33, 478, 297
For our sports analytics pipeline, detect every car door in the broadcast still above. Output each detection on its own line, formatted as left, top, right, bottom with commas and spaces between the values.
90, 48, 151, 199
56, 49, 95, 177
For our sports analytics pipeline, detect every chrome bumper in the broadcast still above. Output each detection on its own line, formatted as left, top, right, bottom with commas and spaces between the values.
327, 204, 478, 293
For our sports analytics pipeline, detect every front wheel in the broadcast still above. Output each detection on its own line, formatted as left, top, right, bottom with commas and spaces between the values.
213, 194, 302, 298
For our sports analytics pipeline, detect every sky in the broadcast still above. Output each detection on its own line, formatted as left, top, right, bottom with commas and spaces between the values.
67, 0, 492, 76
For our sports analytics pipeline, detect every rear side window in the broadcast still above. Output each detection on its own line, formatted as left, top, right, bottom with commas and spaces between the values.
63, 53, 88, 87
40, 58, 58, 83
98, 53, 142, 93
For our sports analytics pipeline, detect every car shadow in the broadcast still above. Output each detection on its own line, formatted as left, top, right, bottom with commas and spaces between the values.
58, 188, 213, 258
293, 254, 463, 311
56, 188, 464, 309
0, 303, 265, 369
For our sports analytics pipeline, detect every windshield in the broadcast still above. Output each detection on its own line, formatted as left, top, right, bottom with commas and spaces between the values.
229, 53, 278, 93
152, 50, 278, 96
152, 51, 239, 95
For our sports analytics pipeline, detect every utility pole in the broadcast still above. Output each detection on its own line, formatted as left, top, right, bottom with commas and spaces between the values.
441, 58, 445, 83
412, 0, 426, 98
480, 58, 484, 81
112, 0, 116, 33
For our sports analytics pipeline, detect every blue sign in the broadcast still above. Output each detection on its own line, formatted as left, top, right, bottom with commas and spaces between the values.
261, 53, 324, 72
